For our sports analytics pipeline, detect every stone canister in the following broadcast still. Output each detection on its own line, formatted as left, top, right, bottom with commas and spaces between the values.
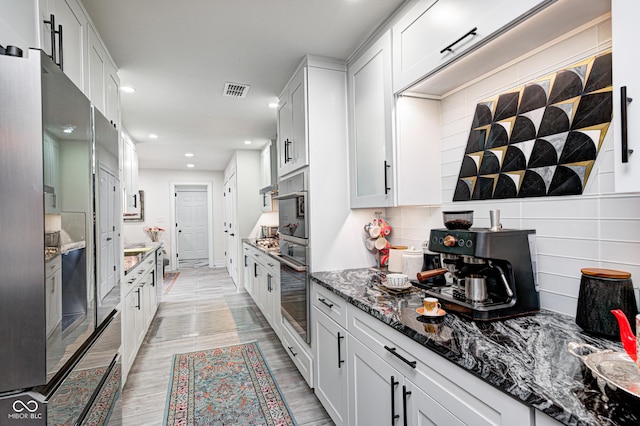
575, 268, 637, 340
402, 247, 423, 281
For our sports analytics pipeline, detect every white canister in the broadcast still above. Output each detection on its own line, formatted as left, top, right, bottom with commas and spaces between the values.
402, 247, 423, 280
388, 246, 407, 273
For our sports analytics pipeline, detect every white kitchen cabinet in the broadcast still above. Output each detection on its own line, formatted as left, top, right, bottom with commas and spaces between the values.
122, 249, 159, 383
612, 0, 640, 192
43, 133, 60, 213
348, 30, 442, 207
313, 308, 348, 426
348, 305, 534, 426
88, 24, 120, 127
122, 132, 139, 214
281, 318, 313, 387
38, 0, 87, 92
392, 0, 552, 93
45, 256, 62, 337
277, 66, 308, 177
348, 30, 395, 208
245, 246, 281, 336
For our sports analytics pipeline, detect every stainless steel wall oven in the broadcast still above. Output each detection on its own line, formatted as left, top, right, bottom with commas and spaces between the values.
277, 172, 310, 343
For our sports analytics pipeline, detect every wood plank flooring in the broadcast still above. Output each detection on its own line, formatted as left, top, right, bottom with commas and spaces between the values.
109, 265, 333, 425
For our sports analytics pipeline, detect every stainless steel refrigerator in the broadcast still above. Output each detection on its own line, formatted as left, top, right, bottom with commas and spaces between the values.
0, 49, 121, 425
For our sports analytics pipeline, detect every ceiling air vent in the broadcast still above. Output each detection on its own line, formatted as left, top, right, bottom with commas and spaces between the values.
223, 82, 250, 98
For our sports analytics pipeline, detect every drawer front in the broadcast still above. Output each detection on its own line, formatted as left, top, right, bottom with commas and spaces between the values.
280, 320, 313, 388
45, 256, 61, 277
347, 305, 533, 425
312, 282, 347, 330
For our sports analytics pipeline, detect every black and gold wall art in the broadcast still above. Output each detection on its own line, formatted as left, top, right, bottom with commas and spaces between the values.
453, 50, 612, 201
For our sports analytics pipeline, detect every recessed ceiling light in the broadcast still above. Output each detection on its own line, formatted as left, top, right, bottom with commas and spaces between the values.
185, 152, 194, 157
63, 126, 75, 133
149, 134, 158, 139
268, 102, 279, 108
120, 86, 136, 93
244, 140, 252, 145
186, 163, 195, 168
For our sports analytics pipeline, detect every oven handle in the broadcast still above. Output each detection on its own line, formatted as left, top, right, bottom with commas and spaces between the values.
278, 255, 307, 272
273, 191, 306, 200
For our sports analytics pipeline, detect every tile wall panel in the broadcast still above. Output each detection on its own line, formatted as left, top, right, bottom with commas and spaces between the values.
388, 17, 639, 317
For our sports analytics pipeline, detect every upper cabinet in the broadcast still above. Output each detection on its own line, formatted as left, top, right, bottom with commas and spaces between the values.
348, 31, 442, 208
348, 30, 394, 208
612, 0, 640, 192
88, 25, 120, 128
277, 66, 308, 177
122, 132, 139, 213
39, 0, 87, 92
392, 0, 552, 93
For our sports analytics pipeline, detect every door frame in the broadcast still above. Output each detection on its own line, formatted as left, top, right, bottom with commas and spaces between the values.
169, 181, 214, 271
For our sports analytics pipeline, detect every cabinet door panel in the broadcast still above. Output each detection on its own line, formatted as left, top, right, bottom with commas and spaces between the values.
393, 0, 549, 92
349, 30, 393, 208
405, 379, 466, 426
289, 68, 307, 171
348, 334, 400, 426
613, 0, 640, 192
314, 308, 348, 425
54, 0, 86, 91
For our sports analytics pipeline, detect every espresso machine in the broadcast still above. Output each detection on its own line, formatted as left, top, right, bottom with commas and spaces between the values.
423, 228, 539, 321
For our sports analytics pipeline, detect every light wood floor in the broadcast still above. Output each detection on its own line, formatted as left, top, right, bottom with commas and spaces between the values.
109, 265, 333, 425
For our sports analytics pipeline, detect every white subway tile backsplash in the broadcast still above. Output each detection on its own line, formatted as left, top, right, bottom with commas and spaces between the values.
539, 290, 578, 317
600, 219, 640, 242
533, 254, 599, 278
599, 195, 640, 219
537, 237, 600, 261
522, 218, 598, 239
522, 197, 599, 219
600, 240, 640, 264
537, 273, 581, 298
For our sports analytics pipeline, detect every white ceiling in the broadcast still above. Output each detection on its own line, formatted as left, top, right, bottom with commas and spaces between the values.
80, 0, 406, 171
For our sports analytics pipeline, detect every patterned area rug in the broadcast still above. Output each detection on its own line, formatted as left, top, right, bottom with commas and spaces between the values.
164, 342, 297, 426
163, 271, 180, 294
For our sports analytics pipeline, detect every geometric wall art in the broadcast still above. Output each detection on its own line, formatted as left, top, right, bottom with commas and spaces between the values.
453, 50, 612, 201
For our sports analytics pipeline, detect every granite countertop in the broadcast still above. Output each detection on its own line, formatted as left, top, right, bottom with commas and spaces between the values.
242, 239, 282, 262
123, 242, 162, 275
311, 268, 640, 426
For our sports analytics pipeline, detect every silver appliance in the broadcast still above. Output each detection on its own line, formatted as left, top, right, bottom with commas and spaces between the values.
0, 49, 120, 424
277, 171, 310, 343
423, 228, 540, 321
279, 239, 310, 343
276, 172, 308, 245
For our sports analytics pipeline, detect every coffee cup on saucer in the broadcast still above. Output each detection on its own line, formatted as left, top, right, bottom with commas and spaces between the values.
423, 297, 441, 316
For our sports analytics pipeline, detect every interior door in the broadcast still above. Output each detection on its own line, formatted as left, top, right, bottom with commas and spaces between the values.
175, 189, 209, 261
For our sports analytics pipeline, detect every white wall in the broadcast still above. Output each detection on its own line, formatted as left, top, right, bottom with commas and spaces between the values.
122, 168, 225, 269
388, 17, 640, 317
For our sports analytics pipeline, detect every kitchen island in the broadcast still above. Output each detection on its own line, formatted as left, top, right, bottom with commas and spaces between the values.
311, 268, 639, 426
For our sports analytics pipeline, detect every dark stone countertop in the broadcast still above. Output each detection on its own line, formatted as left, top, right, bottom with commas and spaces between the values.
123, 242, 162, 275
310, 268, 640, 426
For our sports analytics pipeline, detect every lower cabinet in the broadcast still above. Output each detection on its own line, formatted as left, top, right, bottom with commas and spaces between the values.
121, 249, 160, 383
310, 281, 535, 426
313, 307, 348, 426
45, 256, 62, 337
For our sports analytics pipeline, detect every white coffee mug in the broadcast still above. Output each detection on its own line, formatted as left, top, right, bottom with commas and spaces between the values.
369, 225, 381, 239
423, 297, 441, 315
365, 239, 375, 251
375, 236, 388, 250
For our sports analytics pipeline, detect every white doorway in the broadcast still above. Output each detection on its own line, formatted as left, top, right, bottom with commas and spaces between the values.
169, 182, 214, 270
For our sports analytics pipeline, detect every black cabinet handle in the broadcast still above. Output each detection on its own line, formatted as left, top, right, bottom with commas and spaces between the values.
384, 160, 391, 194
337, 332, 345, 368
621, 86, 634, 163
384, 346, 417, 369
263, 193, 267, 207
230, 233, 235, 237
135, 288, 141, 310
133, 193, 138, 208
44, 14, 56, 64
284, 139, 292, 163
287, 346, 297, 357
440, 27, 478, 54
244, 255, 248, 267
267, 274, 272, 292
402, 385, 412, 426
318, 298, 334, 309
57, 24, 63, 71
390, 376, 399, 425
254, 263, 258, 278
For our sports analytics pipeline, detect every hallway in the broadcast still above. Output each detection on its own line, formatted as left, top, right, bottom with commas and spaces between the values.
112, 265, 333, 425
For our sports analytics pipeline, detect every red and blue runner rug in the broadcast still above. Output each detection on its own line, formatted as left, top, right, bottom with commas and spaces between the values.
164, 341, 297, 425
